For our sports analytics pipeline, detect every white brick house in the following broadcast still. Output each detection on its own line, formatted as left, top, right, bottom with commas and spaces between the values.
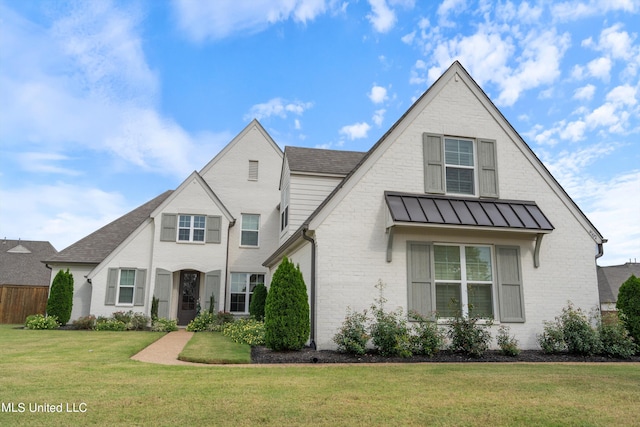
264, 61, 605, 350
46, 120, 283, 324
46, 62, 604, 350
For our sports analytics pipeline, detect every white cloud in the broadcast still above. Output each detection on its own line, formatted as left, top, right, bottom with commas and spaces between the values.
574, 84, 596, 101
339, 122, 371, 140
606, 84, 637, 106
0, 183, 131, 251
552, 0, 638, 21
367, 0, 397, 33
369, 85, 388, 104
372, 109, 386, 126
172, 0, 331, 41
244, 98, 313, 121
596, 24, 636, 60
587, 57, 612, 81
437, 0, 467, 27
16, 152, 82, 176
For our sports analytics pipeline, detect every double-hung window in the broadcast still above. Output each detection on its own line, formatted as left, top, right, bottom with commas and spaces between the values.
434, 245, 493, 318
117, 269, 136, 305
444, 138, 475, 195
280, 184, 289, 232
423, 134, 498, 198
241, 214, 260, 246
230, 273, 265, 313
178, 215, 205, 242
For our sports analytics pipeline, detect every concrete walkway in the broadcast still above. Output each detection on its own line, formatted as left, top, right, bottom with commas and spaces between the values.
131, 329, 197, 365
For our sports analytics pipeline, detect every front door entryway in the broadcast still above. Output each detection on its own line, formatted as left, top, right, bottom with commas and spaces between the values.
177, 270, 200, 325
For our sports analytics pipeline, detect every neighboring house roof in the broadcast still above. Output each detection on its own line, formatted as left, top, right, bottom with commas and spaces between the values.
598, 262, 640, 305
0, 239, 57, 286
385, 192, 554, 232
45, 191, 173, 265
285, 146, 366, 175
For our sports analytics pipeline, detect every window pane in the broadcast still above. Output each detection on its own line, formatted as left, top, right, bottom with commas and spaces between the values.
241, 230, 259, 246
193, 229, 204, 242
465, 246, 492, 281
436, 283, 461, 317
230, 294, 245, 312
242, 214, 259, 231
446, 168, 474, 195
179, 215, 191, 228
434, 246, 461, 280
193, 216, 205, 228
230, 274, 246, 293
178, 229, 190, 241
118, 287, 134, 304
120, 270, 135, 286
445, 139, 474, 166
468, 284, 493, 318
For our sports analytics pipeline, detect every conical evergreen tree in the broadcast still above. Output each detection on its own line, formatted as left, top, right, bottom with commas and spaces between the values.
47, 269, 74, 325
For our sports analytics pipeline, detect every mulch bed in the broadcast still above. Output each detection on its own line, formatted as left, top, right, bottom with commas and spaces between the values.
251, 346, 640, 364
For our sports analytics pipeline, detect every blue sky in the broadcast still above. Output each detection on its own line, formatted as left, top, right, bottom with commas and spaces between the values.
0, 0, 638, 266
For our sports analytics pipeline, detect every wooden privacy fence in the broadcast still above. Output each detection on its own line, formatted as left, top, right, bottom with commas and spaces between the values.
0, 285, 49, 324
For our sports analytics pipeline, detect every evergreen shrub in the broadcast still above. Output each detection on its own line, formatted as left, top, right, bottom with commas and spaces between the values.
617, 274, 640, 346
249, 283, 267, 321
46, 269, 74, 326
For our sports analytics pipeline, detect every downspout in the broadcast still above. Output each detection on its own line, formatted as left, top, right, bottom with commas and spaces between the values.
595, 239, 607, 259
223, 220, 236, 312
301, 227, 317, 350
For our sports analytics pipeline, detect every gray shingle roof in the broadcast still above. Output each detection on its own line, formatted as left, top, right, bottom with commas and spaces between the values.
0, 240, 58, 286
45, 190, 173, 265
385, 192, 554, 231
285, 146, 366, 175
597, 262, 640, 304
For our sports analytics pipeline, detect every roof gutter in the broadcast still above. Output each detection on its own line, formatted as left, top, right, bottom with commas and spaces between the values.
596, 239, 607, 259
301, 227, 316, 350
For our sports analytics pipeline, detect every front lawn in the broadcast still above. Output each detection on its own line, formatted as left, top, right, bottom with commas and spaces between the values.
1, 325, 639, 426
178, 331, 251, 364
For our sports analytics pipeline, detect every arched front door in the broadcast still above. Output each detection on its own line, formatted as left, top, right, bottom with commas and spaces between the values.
177, 270, 200, 325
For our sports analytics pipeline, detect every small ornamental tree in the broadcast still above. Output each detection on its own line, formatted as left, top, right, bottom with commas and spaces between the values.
264, 257, 310, 351
249, 283, 267, 321
617, 274, 640, 345
47, 269, 74, 326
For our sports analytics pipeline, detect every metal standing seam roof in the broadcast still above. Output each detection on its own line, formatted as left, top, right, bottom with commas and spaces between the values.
385, 191, 554, 232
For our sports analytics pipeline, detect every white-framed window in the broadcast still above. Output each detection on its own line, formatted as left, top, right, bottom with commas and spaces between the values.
178, 215, 206, 242
117, 269, 136, 305
444, 138, 476, 196
241, 214, 260, 246
434, 244, 494, 318
230, 273, 265, 313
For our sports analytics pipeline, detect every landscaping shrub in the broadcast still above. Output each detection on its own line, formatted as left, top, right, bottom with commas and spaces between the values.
369, 281, 412, 357
186, 311, 215, 332
616, 274, 640, 346
151, 318, 178, 332
249, 283, 267, 321
25, 314, 59, 330
537, 320, 566, 353
496, 325, 520, 357
558, 303, 602, 356
95, 317, 126, 331
264, 257, 310, 351
447, 313, 493, 357
333, 308, 370, 355
409, 311, 444, 356
597, 318, 637, 359
223, 318, 265, 346
46, 269, 74, 326
72, 315, 96, 330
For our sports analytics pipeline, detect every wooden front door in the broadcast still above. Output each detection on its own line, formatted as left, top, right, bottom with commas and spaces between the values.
177, 271, 200, 325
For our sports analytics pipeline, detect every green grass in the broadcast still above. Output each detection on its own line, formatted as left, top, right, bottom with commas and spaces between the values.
1, 325, 640, 426
178, 331, 251, 364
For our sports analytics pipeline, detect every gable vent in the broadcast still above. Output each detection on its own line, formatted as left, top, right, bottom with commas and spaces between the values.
248, 160, 259, 181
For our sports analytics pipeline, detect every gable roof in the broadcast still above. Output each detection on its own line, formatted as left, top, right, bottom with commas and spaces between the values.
265, 61, 604, 266
0, 240, 57, 286
45, 191, 173, 265
150, 171, 235, 221
597, 262, 640, 304
285, 146, 366, 175
199, 119, 283, 176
